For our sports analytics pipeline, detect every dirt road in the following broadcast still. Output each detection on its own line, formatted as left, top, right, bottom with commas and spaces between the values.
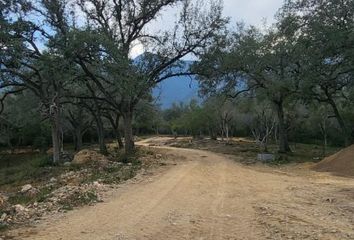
10, 138, 354, 239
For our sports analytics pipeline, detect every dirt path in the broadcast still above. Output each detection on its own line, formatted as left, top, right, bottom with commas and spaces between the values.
9, 138, 354, 239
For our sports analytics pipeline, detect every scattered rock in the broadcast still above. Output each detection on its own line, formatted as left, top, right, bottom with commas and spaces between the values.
155, 154, 163, 159
92, 181, 103, 189
0, 213, 7, 222
20, 184, 33, 193
20, 184, 40, 197
63, 162, 71, 167
26, 188, 39, 198
72, 149, 109, 165
0, 146, 153, 231
14, 204, 28, 213
325, 198, 336, 203
257, 154, 275, 162
50, 177, 57, 183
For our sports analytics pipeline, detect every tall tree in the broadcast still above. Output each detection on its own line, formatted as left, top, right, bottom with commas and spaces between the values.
281, 0, 354, 146
65, 0, 227, 154
195, 21, 303, 152
0, 0, 77, 162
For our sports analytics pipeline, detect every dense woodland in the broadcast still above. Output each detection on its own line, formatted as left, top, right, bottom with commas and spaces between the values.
1, 0, 354, 163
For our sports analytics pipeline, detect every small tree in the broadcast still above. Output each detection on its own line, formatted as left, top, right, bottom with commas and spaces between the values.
282, 0, 354, 146
66, 0, 227, 154
249, 102, 276, 152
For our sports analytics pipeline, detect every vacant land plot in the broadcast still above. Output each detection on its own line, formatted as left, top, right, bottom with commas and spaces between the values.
5, 137, 354, 240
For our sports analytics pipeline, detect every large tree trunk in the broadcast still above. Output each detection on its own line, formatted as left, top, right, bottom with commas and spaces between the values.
274, 125, 278, 144
274, 101, 291, 153
5, 128, 14, 154
225, 123, 230, 143
51, 118, 61, 163
220, 126, 225, 141
111, 120, 124, 150
75, 129, 83, 151
94, 115, 107, 154
115, 128, 124, 149
123, 111, 135, 154
72, 134, 77, 151
50, 96, 62, 163
155, 125, 159, 135
209, 128, 217, 140
328, 98, 349, 146
106, 114, 124, 149
320, 121, 327, 157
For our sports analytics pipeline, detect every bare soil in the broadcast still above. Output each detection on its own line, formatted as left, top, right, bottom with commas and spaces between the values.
150, 136, 340, 165
7, 137, 354, 240
313, 144, 354, 177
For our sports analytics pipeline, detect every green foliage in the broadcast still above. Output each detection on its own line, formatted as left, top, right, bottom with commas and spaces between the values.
0, 0, 354, 162
8, 187, 53, 205
0, 153, 53, 188
0, 91, 52, 149
191, 0, 354, 149
58, 190, 98, 211
134, 100, 163, 134
0, 223, 8, 232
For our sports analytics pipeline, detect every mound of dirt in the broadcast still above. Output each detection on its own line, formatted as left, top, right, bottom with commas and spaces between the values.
72, 149, 109, 165
313, 144, 354, 177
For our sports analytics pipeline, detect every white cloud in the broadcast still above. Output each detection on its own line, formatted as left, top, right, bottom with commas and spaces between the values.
224, 0, 284, 26
130, 0, 284, 58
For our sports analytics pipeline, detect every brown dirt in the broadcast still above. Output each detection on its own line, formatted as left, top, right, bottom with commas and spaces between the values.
313, 144, 354, 177
72, 149, 109, 165
6, 137, 354, 240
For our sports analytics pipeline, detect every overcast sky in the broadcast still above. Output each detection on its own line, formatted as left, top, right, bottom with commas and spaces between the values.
224, 0, 284, 26
131, 0, 284, 57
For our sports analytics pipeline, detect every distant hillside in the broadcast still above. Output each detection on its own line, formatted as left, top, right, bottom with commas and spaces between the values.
153, 75, 199, 109
134, 55, 200, 108
148, 59, 200, 108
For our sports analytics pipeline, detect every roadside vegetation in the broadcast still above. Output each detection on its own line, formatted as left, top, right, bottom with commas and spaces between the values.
0, 144, 167, 233
143, 136, 341, 165
0, 0, 354, 237
1, 0, 352, 164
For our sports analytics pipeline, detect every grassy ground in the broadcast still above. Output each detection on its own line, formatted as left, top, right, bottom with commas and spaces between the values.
0, 153, 54, 191
0, 144, 161, 235
0, 138, 341, 195
163, 137, 341, 165
0, 144, 148, 202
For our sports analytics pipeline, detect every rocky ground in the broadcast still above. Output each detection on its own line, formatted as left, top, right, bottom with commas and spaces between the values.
2, 138, 354, 240
0, 146, 168, 239
4, 138, 354, 240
